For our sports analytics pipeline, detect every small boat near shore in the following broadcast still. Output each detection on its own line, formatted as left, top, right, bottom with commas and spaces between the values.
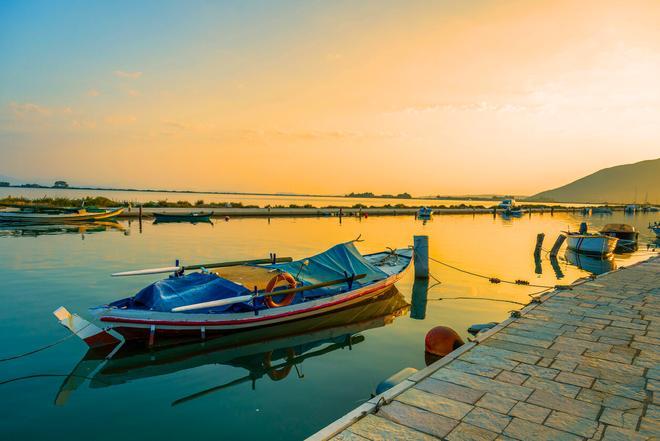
153, 211, 214, 223
0, 207, 124, 223
565, 223, 618, 256
600, 223, 638, 252
54, 241, 413, 347
591, 207, 613, 215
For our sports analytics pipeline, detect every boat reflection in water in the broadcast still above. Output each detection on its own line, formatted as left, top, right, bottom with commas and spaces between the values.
0, 220, 127, 238
55, 287, 409, 406
564, 249, 616, 275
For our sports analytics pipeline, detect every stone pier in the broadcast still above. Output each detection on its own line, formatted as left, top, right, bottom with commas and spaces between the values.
309, 256, 659, 441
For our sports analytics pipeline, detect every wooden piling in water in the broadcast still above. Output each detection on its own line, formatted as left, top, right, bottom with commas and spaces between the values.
413, 235, 429, 279
534, 233, 545, 256
549, 233, 566, 257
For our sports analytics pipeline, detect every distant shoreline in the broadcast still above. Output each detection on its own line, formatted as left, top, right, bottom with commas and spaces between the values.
0, 184, 517, 203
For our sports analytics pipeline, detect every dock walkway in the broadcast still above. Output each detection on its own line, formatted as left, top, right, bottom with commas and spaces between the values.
310, 257, 659, 441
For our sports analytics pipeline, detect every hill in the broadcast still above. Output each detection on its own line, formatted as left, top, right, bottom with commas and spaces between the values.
528, 158, 660, 204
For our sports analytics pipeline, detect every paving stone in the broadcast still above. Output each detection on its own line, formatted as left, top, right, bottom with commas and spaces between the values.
523, 376, 581, 398
576, 388, 645, 413
503, 417, 582, 441
508, 401, 550, 424
545, 410, 599, 438
536, 357, 554, 367
555, 371, 595, 388
447, 358, 502, 378
550, 359, 578, 372
491, 332, 554, 348
463, 407, 511, 433
526, 390, 600, 419
446, 422, 499, 441
481, 339, 558, 359
598, 407, 640, 430
476, 393, 517, 414
377, 400, 459, 438
513, 363, 559, 379
470, 345, 541, 365
593, 379, 648, 402
432, 368, 533, 401
396, 388, 473, 420
414, 378, 485, 404
347, 414, 437, 441
332, 430, 371, 441
602, 425, 649, 441
584, 349, 634, 364
496, 370, 528, 386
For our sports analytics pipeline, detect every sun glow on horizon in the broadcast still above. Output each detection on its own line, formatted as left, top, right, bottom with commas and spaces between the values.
1, 0, 659, 195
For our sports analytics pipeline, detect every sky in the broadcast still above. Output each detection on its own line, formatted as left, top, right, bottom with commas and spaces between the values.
1, 0, 659, 196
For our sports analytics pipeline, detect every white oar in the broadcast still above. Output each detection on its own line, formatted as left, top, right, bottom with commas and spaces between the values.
171, 273, 367, 312
172, 295, 254, 312
112, 257, 293, 277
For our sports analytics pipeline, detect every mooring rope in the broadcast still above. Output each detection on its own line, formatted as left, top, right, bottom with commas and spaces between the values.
428, 296, 528, 306
0, 373, 110, 387
427, 255, 558, 289
0, 333, 77, 363
0, 322, 91, 363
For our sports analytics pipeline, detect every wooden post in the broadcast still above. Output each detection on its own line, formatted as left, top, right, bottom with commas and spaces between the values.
549, 234, 566, 257
534, 233, 545, 256
139, 205, 143, 220
414, 235, 429, 279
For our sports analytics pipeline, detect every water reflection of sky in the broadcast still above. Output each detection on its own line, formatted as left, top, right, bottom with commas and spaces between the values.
0, 211, 657, 440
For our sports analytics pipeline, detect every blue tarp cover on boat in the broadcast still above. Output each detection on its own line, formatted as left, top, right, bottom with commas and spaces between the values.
264, 242, 388, 297
132, 272, 250, 312
128, 242, 388, 312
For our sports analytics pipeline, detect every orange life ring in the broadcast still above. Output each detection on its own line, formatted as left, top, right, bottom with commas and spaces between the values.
264, 272, 297, 308
263, 348, 295, 381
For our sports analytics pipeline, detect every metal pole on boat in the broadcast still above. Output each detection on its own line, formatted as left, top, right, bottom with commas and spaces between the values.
414, 235, 429, 279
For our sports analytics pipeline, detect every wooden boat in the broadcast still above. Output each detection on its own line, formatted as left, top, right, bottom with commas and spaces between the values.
0, 207, 123, 223
600, 223, 638, 252
153, 211, 214, 222
565, 232, 618, 256
53, 241, 413, 347
53, 288, 409, 405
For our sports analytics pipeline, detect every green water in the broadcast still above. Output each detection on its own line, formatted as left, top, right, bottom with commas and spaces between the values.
0, 212, 656, 439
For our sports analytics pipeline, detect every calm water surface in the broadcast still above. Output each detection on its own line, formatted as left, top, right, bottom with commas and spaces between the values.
0, 212, 657, 440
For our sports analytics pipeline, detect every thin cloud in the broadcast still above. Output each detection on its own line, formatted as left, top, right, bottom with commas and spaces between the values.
114, 70, 143, 79
86, 89, 101, 97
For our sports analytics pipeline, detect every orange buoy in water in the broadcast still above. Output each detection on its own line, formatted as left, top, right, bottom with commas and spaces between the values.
425, 326, 464, 357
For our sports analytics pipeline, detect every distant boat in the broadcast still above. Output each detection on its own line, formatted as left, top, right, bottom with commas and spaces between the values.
580, 207, 591, 215
0, 207, 123, 223
417, 207, 432, 219
503, 207, 524, 217
650, 222, 660, 238
624, 204, 637, 214
591, 206, 612, 214
497, 198, 515, 209
153, 211, 214, 223
600, 223, 638, 253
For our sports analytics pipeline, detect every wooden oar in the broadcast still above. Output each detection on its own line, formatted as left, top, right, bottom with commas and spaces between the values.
171, 273, 367, 312
111, 257, 293, 277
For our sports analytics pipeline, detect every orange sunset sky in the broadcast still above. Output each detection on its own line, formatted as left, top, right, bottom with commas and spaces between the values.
1, 0, 659, 195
